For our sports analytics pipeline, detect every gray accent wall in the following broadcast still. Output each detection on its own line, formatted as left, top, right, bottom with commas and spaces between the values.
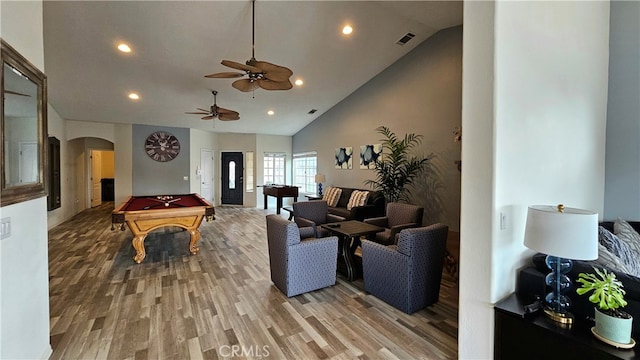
604, 0, 640, 221
132, 124, 190, 195
293, 26, 462, 230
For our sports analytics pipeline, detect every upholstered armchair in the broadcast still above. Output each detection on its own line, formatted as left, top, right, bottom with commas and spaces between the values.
363, 202, 424, 245
361, 224, 448, 314
293, 200, 345, 238
266, 214, 339, 297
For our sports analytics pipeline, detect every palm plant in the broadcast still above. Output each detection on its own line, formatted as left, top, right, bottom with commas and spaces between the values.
364, 126, 431, 203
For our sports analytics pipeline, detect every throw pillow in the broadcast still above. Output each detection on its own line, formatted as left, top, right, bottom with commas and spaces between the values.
614, 218, 640, 254
598, 226, 640, 277
594, 243, 633, 275
346, 190, 369, 210
322, 187, 342, 207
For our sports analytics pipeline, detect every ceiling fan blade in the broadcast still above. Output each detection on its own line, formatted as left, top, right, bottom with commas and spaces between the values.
201, 115, 215, 120
258, 78, 293, 91
197, 108, 209, 112
253, 61, 293, 83
204, 72, 245, 79
232, 79, 259, 92
186, 112, 209, 115
218, 113, 240, 121
217, 107, 238, 114
221, 60, 261, 74
5, 89, 31, 97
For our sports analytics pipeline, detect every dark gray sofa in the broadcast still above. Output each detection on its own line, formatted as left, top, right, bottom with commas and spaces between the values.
517, 221, 640, 335
326, 187, 385, 221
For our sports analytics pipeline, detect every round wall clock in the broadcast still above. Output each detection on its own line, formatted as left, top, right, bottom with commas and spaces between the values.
145, 131, 180, 162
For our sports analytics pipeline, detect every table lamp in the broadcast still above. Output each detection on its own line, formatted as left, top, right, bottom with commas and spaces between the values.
315, 174, 326, 196
523, 204, 598, 325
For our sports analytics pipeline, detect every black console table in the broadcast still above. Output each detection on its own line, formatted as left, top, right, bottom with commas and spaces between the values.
495, 293, 638, 360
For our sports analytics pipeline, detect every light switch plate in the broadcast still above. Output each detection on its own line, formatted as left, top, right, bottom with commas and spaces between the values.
1, 217, 11, 239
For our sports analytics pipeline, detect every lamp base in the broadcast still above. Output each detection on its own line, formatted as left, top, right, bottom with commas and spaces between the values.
544, 307, 574, 326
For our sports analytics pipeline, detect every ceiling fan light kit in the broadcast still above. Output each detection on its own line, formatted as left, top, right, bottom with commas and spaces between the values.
205, 0, 293, 92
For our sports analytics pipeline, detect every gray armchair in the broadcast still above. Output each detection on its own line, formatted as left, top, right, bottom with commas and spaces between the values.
364, 202, 424, 245
266, 214, 339, 297
361, 224, 448, 314
293, 200, 345, 238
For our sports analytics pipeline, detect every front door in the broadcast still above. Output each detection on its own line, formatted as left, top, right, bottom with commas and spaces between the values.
221, 152, 243, 205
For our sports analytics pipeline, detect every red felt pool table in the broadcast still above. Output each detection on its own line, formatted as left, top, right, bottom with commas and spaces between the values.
112, 193, 215, 263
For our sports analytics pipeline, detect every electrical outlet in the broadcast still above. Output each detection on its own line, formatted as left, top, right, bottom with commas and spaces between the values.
1, 217, 11, 239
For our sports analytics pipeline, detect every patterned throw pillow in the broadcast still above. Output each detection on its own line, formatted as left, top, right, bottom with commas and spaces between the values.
614, 218, 640, 254
598, 226, 640, 277
322, 187, 342, 207
346, 190, 369, 210
594, 243, 633, 275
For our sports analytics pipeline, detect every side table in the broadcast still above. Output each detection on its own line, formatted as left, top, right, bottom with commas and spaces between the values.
305, 194, 322, 201
495, 293, 637, 360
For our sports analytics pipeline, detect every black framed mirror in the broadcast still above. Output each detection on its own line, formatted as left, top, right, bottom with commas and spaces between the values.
1, 39, 48, 206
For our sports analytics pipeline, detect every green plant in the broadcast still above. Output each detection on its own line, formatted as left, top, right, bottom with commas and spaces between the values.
364, 126, 431, 203
576, 267, 629, 318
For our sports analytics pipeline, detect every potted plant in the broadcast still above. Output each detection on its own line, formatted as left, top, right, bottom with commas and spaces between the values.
576, 267, 634, 346
364, 126, 432, 203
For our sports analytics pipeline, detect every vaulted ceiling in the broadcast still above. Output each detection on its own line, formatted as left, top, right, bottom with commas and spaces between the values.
43, 1, 463, 136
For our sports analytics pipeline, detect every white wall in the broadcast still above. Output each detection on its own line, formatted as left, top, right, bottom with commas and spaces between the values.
114, 124, 133, 205
189, 128, 217, 198
47, 104, 77, 228
0, 1, 53, 358
459, 1, 610, 358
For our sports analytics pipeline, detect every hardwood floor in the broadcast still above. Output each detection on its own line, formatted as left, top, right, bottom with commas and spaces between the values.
48, 203, 458, 359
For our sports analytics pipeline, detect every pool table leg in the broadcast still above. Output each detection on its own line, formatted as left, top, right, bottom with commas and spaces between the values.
189, 229, 201, 255
132, 235, 147, 264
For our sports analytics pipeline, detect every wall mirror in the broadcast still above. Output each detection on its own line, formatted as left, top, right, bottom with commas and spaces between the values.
1, 39, 48, 206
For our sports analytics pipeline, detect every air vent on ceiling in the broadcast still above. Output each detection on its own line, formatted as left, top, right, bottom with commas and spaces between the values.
396, 32, 416, 46
308, 109, 318, 114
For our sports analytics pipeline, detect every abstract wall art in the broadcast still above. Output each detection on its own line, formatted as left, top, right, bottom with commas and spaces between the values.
359, 144, 382, 169
335, 147, 353, 169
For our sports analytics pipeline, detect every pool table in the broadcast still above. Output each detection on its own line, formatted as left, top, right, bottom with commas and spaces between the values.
112, 193, 215, 263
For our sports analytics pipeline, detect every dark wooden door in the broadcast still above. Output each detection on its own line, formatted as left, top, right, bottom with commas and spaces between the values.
221, 152, 243, 205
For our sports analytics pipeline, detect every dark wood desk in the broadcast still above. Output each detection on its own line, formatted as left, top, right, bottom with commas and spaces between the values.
262, 185, 298, 214
495, 293, 638, 359
320, 220, 383, 281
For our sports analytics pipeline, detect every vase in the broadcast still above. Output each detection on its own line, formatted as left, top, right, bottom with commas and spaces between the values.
594, 308, 633, 345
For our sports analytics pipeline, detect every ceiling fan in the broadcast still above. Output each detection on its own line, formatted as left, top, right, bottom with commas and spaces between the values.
205, 0, 293, 92
185, 91, 240, 121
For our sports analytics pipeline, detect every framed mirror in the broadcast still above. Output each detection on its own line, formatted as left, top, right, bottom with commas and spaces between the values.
1, 39, 48, 206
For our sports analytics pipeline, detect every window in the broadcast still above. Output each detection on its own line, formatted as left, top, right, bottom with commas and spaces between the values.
293, 152, 317, 194
264, 153, 285, 184
245, 151, 254, 192
228, 161, 236, 189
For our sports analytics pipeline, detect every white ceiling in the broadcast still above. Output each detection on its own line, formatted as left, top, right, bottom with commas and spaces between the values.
43, 1, 463, 136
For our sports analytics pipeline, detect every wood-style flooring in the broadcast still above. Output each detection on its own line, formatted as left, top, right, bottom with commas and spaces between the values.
47, 202, 458, 359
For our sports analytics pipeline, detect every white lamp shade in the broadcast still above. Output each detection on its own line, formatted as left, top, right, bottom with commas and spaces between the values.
315, 174, 326, 183
523, 205, 598, 260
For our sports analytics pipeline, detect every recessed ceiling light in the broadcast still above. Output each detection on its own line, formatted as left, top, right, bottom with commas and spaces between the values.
128, 93, 140, 100
117, 43, 132, 53
342, 25, 353, 35
267, 110, 275, 116
295, 79, 303, 86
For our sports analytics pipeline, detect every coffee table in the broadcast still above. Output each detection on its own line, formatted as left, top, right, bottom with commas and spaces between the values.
320, 220, 383, 281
